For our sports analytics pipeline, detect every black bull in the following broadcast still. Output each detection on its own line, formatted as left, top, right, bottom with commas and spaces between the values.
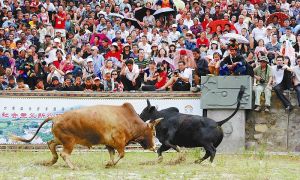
140, 86, 245, 163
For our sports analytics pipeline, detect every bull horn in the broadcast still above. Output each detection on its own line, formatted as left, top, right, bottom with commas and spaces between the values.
147, 99, 151, 108
153, 118, 163, 126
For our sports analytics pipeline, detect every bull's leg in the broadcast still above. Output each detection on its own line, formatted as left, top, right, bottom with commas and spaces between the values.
113, 147, 125, 166
157, 144, 170, 163
209, 146, 216, 163
165, 140, 180, 152
42, 139, 60, 166
195, 144, 215, 164
164, 130, 180, 152
60, 143, 77, 170
195, 149, 210, 164
105, 146, 116, 168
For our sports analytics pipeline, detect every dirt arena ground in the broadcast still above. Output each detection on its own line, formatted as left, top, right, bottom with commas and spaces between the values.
0, 150, 299, 179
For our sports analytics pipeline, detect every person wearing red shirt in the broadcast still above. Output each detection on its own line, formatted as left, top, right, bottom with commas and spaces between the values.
53, 6, 66, 37
196, 32, 210, 48
105, 43, 121, 62
155, 68, 167, 89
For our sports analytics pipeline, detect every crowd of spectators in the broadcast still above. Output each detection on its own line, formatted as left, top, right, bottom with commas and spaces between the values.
0, 0, 299, 108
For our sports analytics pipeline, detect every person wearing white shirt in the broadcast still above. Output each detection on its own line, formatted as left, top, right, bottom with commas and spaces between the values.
244, 0, 255, 13
158, 61, 193, 91
280, 0, 290, 12
120, 59, 141, 91
292, 56, 300, 107
271, 56, 293, 111
251, 19, 267, 42
280, 27, 296, 44
138, 36, 152, 59
120, 23, 129, 40
234, 15, 248, 34
168, 24, 181, 43
105, 21, 115, 40
43, 0, 56, 12
183, 12, 194, 29
140, 28, 153, 43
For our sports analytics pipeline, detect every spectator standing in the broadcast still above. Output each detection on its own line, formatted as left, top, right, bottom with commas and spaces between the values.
53, 6, 67, 37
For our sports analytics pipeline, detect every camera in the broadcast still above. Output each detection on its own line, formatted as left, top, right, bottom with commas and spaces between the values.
156, 66, 163, 73
277, 65, 283, 69
41, 61, 47, 66
174, 70, 179, 76
259, 79, 265, 84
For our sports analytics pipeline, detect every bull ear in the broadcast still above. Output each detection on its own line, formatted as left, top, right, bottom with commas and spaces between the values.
147, 99, 151, 108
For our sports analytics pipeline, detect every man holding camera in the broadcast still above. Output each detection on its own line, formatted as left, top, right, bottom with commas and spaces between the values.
158, 61, 192, 91
253, 56, 273, 112
272, 55, 293, 111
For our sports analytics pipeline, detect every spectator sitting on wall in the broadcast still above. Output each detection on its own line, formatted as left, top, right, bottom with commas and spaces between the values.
158, 61, 192, 91
15, 77, 30, 91
219, 41, 248, 76
111, 70, 124, 92
46, 76, 62, 91
292, 56, 300, 107
253, 56, 273, 112
73, 75, 84, 91
5, 75, 16, 90
142, 62, 168, 91
271, 56, 293, 112
92, 77, 104, 92
0, 75, 6, 90
61, 77, 74, 91
34, 78, 45, 91
82, 76, 94, 92
103, 72, 117, 91
143, 60, 157, 86
120, 59, 141, 91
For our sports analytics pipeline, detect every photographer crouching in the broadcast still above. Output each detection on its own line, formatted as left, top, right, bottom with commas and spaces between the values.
158, 61, 192, 91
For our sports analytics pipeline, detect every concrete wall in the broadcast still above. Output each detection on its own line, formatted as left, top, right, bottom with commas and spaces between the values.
246, 92, 300, 152
207, 110, 245, 153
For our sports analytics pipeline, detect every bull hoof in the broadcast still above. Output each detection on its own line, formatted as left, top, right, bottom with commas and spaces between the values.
175, 146, 181, 153
71, 166, 79, 171
157, 156, 163, 163
194, 159, 202, 164
105, 162, 114, 168
39, 161, 55, 166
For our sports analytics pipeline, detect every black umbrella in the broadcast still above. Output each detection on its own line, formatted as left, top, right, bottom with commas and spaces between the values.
134, 7, 155, 21
153, 7, 175, 19
123, 17, 142, 29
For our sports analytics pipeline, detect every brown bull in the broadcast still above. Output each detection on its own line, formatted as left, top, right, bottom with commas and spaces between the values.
12, 103, 161, 169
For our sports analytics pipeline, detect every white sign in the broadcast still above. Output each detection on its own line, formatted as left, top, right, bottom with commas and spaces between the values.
0, 97, 202, 144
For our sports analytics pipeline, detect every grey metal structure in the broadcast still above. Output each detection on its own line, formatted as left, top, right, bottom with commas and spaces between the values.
200, 75, 252, 110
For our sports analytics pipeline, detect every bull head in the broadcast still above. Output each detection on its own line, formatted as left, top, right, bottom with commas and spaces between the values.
138, 118, 163, 152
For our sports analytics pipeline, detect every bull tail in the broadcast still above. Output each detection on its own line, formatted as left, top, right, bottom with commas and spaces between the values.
10, 117, 53, 143
217, 85, 245, 126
